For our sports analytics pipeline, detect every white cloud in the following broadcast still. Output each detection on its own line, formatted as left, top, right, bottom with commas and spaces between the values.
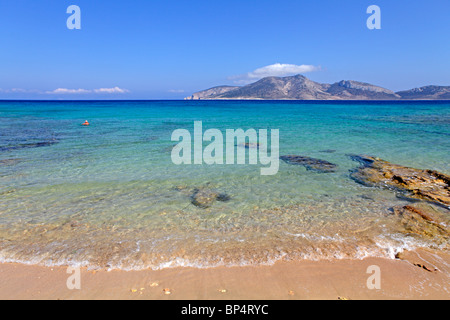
45, 87, 130, 94
93, 87, 130, 94
229, 63, 321, 84
47, 88, 91, 94
168, 89, 186, 93
0, 88, 39, 93
9, 88, 29, 93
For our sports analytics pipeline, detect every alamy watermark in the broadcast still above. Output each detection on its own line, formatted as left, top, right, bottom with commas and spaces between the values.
67, 5, 81, 30
367, 5, 381, 30
366, 265, 381, 290
66, 267, 81, 290
171, 121, 280, 176
66, 5, 380, 31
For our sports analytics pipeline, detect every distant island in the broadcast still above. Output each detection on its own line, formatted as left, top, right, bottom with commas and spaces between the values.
185, 75, 450, 100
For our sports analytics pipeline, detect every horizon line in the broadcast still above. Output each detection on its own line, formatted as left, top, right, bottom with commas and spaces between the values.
1, 99, 450, 103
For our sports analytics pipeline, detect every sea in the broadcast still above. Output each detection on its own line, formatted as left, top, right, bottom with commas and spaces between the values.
0, 100, 449, 270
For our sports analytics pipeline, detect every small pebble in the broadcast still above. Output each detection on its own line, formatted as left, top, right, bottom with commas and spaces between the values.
163, 288, 172, 295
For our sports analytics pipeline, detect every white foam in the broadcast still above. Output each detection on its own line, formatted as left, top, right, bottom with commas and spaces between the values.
373, 233, 433, 259
0, 232, 443, 271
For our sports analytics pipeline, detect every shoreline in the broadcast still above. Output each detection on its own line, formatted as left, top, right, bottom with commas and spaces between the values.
1, 249, 449, 300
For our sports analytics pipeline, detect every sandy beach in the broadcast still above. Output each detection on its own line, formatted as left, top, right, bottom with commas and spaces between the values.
1, 249, 449, 300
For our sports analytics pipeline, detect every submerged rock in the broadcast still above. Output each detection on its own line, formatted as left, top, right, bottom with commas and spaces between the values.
0, 158, 23, 166
191, 189, 218, 208
163, 144, 179, 153
280, 155, 338, 173
236, 142, 261, 149
319, 149, 337, 154
350, 155, 450, 206
190, 188, 231, 209
392, 204, 449, 242
0, 141, 58, 152
0, 188, 15, 196
216, 193, 232, 202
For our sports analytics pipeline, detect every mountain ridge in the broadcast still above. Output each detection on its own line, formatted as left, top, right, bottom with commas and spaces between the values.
185, 75, 450, 100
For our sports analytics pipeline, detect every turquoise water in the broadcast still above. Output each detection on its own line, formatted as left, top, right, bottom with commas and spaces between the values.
0, 100, 449, 270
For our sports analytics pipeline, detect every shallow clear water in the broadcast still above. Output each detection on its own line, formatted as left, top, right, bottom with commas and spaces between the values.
0, 100, 449, 270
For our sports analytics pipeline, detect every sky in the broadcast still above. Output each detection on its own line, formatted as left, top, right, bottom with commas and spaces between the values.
0, 0, 449, 100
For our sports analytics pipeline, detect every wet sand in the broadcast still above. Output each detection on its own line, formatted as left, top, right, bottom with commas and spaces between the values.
1, 249, 449, 300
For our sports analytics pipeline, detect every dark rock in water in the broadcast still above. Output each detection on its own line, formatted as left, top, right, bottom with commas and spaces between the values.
280, 155, 338, 173
358, 194, 374, 201
191, 190, 218, 209
216, 193, 231, 202
173, 185, 189, 192
0, 140, 58, 152
395, 194, 422, 203
0, 158, 23, 166
237, 142, 261, 149
190, 188, 231, 208
319, 149, 336, 154
350, 155, 450, 206
0, 188, 15, 196
191, 189, 218, 208
163, 144, 180, 153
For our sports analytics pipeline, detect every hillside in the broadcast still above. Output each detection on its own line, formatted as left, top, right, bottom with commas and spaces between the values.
185, 75, 448, 100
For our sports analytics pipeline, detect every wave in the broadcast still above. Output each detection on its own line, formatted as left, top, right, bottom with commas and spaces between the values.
0, 232, 443, 271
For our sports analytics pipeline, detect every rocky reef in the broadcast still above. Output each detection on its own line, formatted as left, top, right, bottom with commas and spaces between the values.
350, 155, 450, 207
190, 188, 231, 209
280, 155, 338, 173
0, 158, 23, 166
392, 204, 449, 244
349, 155, 450, 246
173, 185, 231, 209
0, 140, 58, 152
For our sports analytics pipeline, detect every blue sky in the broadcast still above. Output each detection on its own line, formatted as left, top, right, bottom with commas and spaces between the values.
0, 0, 449, 99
